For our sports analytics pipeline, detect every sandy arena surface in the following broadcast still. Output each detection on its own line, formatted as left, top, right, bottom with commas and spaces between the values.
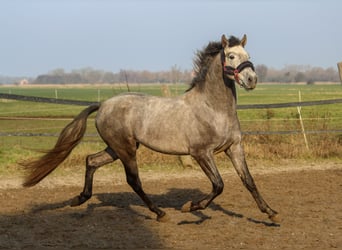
0, 162, 341, 249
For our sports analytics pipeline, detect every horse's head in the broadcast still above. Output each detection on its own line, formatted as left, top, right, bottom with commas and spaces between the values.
221, 34, 257, 90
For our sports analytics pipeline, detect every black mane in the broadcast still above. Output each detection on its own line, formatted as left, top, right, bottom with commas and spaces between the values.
226, 36, 241, 47
188, 36, 241, 91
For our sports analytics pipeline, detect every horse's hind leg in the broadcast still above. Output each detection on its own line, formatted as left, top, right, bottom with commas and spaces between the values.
225, 143, 278, 222
71, 147, 118, 206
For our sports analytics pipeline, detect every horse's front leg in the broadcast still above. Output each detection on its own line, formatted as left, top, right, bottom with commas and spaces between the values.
121, 156, 168, 222
225, 142, 279, 222
181, 150, 224, 212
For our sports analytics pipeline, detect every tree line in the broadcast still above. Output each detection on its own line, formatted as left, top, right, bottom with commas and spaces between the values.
256, 64, 340, 83
33, 65, 192, 84
23, 64, 342, 85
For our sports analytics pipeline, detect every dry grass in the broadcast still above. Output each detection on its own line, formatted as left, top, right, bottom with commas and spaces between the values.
243, 133, 342, 160
62, 133, 342, 170
3, 127, 342, 175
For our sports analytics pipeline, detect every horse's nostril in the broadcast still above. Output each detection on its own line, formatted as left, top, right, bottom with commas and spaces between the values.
248, 76, 257, 84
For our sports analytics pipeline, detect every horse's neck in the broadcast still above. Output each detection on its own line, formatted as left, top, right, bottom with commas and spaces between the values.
187, 56, 237, 112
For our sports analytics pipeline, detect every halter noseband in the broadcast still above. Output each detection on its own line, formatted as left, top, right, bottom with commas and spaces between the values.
220, 50, 255, 87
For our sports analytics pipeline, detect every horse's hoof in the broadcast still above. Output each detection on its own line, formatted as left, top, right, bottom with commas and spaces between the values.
70, 193, 91, 207
181, 201, 192, 212
157, 213, 170, 222
70, 196, 86, 207
70, 196, 81, 207
269, 213, 280, 223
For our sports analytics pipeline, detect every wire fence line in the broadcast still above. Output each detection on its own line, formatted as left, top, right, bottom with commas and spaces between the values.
238, 98, 342, 109
0, 93, 96, 106
2, 129, 342, 138
1, 93, 342, 137
2, 93, 342, 109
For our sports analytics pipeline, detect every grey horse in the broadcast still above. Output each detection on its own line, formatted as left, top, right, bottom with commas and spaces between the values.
22, 34, 278, 222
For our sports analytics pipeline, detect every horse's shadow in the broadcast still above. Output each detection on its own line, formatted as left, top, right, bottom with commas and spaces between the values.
31, 188, 279, 227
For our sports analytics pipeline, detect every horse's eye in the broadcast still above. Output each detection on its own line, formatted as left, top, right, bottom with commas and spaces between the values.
229, 55, 235, 60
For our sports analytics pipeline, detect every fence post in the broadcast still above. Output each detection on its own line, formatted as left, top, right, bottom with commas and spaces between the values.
297, 90, 309, 150
161, 84, 171, 97
337, 62, 342, 84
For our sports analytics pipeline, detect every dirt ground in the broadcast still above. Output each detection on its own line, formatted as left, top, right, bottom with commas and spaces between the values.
0, 162, 341, 249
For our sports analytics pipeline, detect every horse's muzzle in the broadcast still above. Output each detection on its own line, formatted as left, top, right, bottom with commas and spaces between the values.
238, 69, 257, 90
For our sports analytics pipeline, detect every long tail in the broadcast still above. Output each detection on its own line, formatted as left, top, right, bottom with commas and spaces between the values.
22, 104, 100, 187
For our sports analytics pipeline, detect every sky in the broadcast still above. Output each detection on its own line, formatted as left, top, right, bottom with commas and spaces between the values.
1, 0, 341, 77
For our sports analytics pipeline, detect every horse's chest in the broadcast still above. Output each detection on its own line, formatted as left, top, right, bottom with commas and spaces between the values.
212, 113, 241, 142
210, 113, 238, 134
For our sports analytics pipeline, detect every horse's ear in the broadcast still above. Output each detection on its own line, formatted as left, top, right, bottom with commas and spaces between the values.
221, 34, 229, 48
241, 34, 247, 47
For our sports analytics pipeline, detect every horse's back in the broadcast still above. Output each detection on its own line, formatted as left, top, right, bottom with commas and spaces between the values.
96, 93, 193, 154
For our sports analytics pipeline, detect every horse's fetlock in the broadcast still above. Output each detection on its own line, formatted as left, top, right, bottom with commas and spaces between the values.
81, 192, 92, 199
215, 181, 224, 195
198, 200, 208, 209
268, 211, 280, 223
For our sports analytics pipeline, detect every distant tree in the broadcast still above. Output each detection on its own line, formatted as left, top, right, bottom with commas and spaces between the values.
294, 72, 306, 82
102, 71, 117, 83
35, 74, 64, 84
283, 71, 292, 82
49, 68, 65, 76
325, 67, 339, 82
307, 79, 315, 85
170, 64, 181, 84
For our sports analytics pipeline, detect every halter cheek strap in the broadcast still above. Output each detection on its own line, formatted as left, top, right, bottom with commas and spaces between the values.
220, 50, 255, 86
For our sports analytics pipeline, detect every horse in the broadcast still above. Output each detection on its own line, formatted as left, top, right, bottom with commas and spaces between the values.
22, 34, 278, 222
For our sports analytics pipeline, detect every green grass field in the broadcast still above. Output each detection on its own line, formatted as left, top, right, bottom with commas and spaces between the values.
2, 83, 342, 119
1, 83, 342, 171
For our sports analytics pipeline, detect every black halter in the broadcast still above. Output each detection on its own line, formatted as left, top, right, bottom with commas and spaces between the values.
220, 50, 255, 86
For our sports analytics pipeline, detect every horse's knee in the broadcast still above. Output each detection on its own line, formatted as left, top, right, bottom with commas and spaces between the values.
85, 157, 98, 179
86, 154, 99, 169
